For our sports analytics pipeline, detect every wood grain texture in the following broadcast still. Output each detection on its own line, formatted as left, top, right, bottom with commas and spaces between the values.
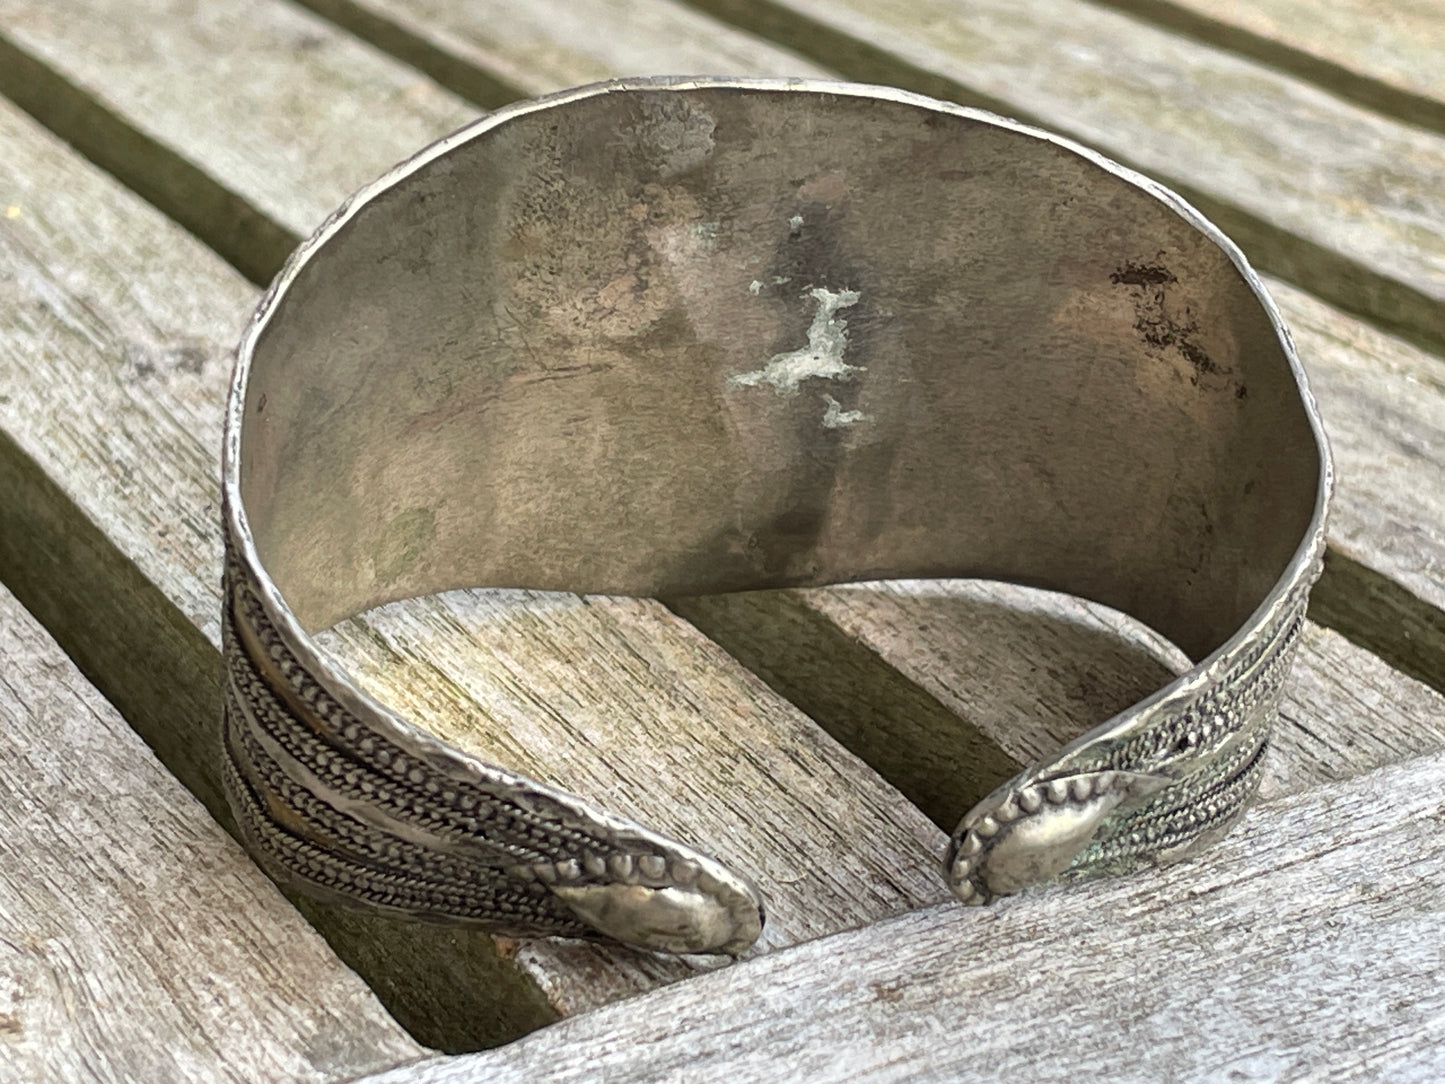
1309, 550, 1445, 702
290, 0, 823, 107
0, 0, 476, 280
1272, 277, 1445, 617
680, 0, 1445, 351
0, 0, 948, 1046
0, 582, 425, 1082
679, 584, 1445, 829
1092, 0, 1445, 136
1265, 620, 1445, 797
354, 744, 1445, 1083
670, 584, 1188, 830
1273, 274, 1445, 691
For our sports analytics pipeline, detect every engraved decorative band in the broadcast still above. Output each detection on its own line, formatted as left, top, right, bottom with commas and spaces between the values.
221, 78, 1332, 956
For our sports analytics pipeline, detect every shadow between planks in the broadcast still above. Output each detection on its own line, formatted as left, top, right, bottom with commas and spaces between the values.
1086, 0, 1445, 138
0, 0, 1444, 1060
0, 582, 431, 1081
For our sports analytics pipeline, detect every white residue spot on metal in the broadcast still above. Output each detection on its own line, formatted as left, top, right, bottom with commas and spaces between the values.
789, 214, 804, 231
748, 279, 764, 295
693, 221, 719, 251
730, 286, 863, 395
821, 394, 869, 428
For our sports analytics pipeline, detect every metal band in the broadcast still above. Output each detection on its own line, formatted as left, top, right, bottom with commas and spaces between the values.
221, 78, 1331, 955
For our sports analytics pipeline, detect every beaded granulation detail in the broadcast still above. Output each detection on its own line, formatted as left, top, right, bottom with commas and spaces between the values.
219, 549, 762, 954
222, 543, 1316, 941
947, 587, 1310, 903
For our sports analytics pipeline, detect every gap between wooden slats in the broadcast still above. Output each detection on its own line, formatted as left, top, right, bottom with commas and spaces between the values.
0, 582, 427, 1081
0, 0, 1439, 1057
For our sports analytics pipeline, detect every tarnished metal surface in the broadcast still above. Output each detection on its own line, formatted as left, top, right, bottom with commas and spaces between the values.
221, 78, 1330, 954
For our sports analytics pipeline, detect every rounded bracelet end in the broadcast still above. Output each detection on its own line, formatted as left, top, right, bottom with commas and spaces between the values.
947, 770, 1168, 902
551, 878, 763, 956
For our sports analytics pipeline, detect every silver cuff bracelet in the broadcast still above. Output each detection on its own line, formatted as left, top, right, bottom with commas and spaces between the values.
221, 78, 1331, 956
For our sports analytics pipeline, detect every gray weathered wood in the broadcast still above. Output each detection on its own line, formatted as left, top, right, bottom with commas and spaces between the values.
0, 582, 426, 1082
1093, 0, 1445, 136
0, 0, 476, 247
1271, 277, 1445, 615
1280, 273, 1445, 692
677, 585, 1445, 827
669, 584, 1188, 829
4, 0, 1444, 1064
0, 0, 948, 1047
679, 0, 1445, 351
292, 0, 823, 105
354, 743, 1445, 1082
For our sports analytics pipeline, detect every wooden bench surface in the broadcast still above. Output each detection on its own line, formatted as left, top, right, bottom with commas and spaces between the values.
361, 744, 1445, 1082
0, 0, 1441, 1077
0, 582, 424, 1080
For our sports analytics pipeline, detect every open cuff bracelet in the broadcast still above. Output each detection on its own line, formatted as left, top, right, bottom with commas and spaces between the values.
221, 78, 1331, 956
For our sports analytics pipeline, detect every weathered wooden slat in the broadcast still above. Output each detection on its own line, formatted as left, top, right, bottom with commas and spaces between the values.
0, 0, 475, 279
1264, 621, 1445, 797
0, 0, 950, 1049
670, 584, 1188, 830
0, 581, 426, 1081
676, 586, 1445, 825
1092, 0, 1445, 137
354, 744, 1445, 1082
290, 0, 822, 107
1275, 276, 1445, 691
676, 0, 1445, 353
1269, 278, 1445, 619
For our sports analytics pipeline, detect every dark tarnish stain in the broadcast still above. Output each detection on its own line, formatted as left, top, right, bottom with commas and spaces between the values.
1109, 262, 1176, 288
1176, 338, 1220, 379
1111, 259, 1231, 387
